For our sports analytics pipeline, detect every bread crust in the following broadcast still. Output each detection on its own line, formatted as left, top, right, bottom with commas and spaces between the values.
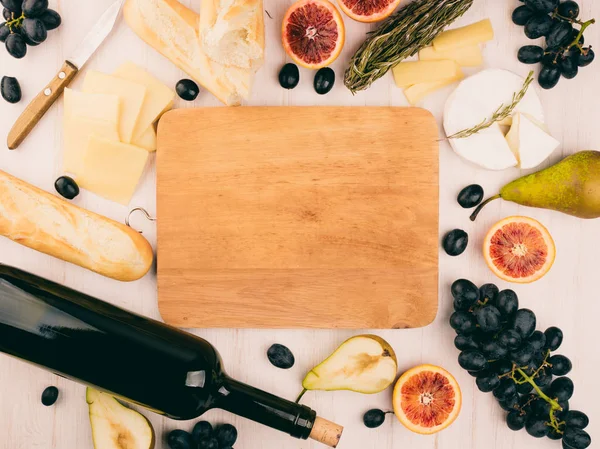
0, 170, 154, 282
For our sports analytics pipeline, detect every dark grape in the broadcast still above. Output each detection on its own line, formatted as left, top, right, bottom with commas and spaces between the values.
565, 411, 589, 429
518, 45, 545, 64
577, 48, 595, 67
544, 327, 563, 351
467, 370, 479, 377
0, 23, 9, 43
458, 350, 488, 372
451, 279, 480, 310
498, 329, 522, 350
525, 14, 553, 39
528, 331, 546, 351
558, 1, 579, 19
498, 394, 520, 411
443, 229, 468, 256
571, 29, 584, 46
511, 309, 536, 339
479, 284, 499, 302
176, 79, 199, 101
2, 8, 10, 20
526, 415, 550, 438
548, 427, 564, 440
450, 311, 477, 334
454, 333, 480, 351
457, 184, 484, 208
192, 421, 213, 443
512, 5, 534, 26
557, 399, 570, 418
524, 0, 558, 13
517, 382, 533, 394
267, 343, 295, 369
279, 63, 300, 90
506, 410, 527, 430
547, 21, 573, 48
1, 76, 21, 103
314, 67, 335, 95
510, 342, 535, 365
495, 290, 519, 318
492, 359, 513, 376
54, 176, 79, 200
41, 386, 59, 406
536, 368, 553, 388
549, 355, 572, 375
5, 32, 26, 58
22, 0, 48, 17
481, 340, 508, 359
476, 370, 500, 392
563, 428, 591, 449
215, 424, 238, 447
558, 54, 578, 79
474, 306, 503, 333
363, 409, 388, 428
531, 397, 552, 415
197, 437, 219, 449
21, 17, 46, 43
550, 377, 574, 401
167, 430, 193, 449
493, 378, 517, 400
0, 0, 21, 12
38, 9, 61, 31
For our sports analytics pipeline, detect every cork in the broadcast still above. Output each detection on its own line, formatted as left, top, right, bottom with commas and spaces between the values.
309, 416, 344, 448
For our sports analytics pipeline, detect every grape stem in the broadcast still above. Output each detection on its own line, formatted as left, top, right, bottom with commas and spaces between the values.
515, 367, 561, 411
5, 13, 25, 31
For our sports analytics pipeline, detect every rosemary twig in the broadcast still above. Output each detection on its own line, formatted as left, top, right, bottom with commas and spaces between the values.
446, 71, 534, 140
344, 0, 473, 93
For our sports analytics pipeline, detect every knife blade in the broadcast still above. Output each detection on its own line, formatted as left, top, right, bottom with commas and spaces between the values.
7, 0, 125, 150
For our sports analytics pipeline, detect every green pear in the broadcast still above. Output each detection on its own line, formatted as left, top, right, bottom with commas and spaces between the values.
87, 388, 155, 449
297, 335, 397, 401
471, 151, 600, 220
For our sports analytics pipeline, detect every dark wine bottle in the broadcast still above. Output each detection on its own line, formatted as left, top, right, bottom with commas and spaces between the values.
0, 264, 342, 447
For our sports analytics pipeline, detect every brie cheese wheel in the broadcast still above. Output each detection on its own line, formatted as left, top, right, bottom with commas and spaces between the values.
506, 113, 560, 169
444, 69, 546, 170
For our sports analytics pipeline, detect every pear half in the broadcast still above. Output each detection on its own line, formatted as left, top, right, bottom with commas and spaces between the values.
87, 388, 155, 449
301, 335, 398, 397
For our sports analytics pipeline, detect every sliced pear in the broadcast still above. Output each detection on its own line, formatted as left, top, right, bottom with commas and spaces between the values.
300, 335, 398, 397
87, 388, 155, 449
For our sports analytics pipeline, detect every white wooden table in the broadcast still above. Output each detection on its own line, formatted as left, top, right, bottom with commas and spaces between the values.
1, 1, 599, 448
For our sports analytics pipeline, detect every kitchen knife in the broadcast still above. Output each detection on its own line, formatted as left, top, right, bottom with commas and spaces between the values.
7, 0, 124, 150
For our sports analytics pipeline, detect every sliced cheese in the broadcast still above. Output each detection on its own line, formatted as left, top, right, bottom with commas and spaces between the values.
63, 117, 121, 175
505, 113, 560, 169
63, 88, 120, 123
82, 71, 147, 144
77, 137, 149, 205
433, 19, 494, 52
113, 61, 175, 142
404, 68, 465, 105
133, 125, 157, 152
418, 45, 483, 67
393, 60, 461, 89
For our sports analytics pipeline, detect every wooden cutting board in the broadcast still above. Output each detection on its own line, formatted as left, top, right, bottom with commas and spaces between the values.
157, 107, 439, 329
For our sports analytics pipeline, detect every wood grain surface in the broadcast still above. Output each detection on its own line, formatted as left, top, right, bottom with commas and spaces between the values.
157, 107, 439, 328
0, 1, 599, 449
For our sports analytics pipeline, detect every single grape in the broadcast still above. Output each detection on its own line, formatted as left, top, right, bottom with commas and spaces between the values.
526, 415, 550, 438
528, 331, 546, 351
458, 350, 488, 372
0, 0, 21, 12
363, 409, 388, 428
558, 54, 578, 79
512, 5, 534, 26
548, 426, 564, 440
41, 386, 59, 406
1, 76, 21, 103
467, 370, 479, 377
517, 381, 533, 394
518, 45, 545, 64
524, 0, 558, 13
475, 306, 503, 333
506, 410, 527, 430
510, 342, 535, 365
531, 397, 551, 415
549, 354, 572, 375
577, 48, 595, 67
278, 63, 300, 90
38, 9, 61, 31
511, 309, 536, 339
547, 21, 573, 48
476, 370, 500, 393
215, 424, 238, 447
536, 368, 553, 388
167, 430, 194, 449
54, 176, 79, 200
570, 28, 584, 45
525, 14, 554, 39
21, 17, 47, 44
2, 8, 10, 20
5, 32, 26, 58
192, 421, 213, 443
451, 279, 480, 309
492, 359, 513, 376
498, 329, 522, 351
558, 0, 579, 19
481, 340, 508, 359
197, 437, 219, 449
442, 229, 468, 256
479, 283, 499, 303
0, 22, 9, 43
267, 344, 295, 369
563, 428, 591, 449
494, 290, 519, 318
564, 411, 589, 429
454, 333, 480, 351
544, 327, 563, 351
457, 184, 484, 208
557, 399, 570, 419
498, 394, 520, 412
176, 79, 200, 101
550, 377, 574, 401
450, 311, 477, 334
22, 0, 48, 17
493, 378, 517, 400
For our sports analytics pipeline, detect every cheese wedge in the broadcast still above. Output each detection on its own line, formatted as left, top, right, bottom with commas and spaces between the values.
418, 45, 483, 67
404, 68, 465, 105
133, 125, 157, 152
77, 137, 149, 205
113, 61, 175, 142
82, 71, 147, 144
433, 19, 494, 52
64, 88, 120, 123
393, 60, 461, 88
505, 113, 560, 169
64, 117, 121, 175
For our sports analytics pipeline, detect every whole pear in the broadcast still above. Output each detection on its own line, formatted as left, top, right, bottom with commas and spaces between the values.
471, 151, 600, 220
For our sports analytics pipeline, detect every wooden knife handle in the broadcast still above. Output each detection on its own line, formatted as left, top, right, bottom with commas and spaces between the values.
7, 61, 78, 150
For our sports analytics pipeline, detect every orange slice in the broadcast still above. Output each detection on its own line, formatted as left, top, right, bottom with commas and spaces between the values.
393, 364, 462, 435
483, 216, 555, 284
282, 0, 345, 69
337, 0, 402, 23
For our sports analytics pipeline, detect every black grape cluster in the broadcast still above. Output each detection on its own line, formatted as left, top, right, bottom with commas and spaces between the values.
0, 0, 61, 59
512, 0, 595, 89
450, 279, 591, 448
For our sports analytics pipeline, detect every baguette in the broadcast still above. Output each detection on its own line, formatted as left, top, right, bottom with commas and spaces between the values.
0, 170, 154, 282
123, 0, 253, 106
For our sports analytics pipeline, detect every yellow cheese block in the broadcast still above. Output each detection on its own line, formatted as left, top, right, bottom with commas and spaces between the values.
64, 88, 120, 123
418, 45, 483, 67
77, 137, 149, 205
113, 61, 175, 142
404, 68, 465, 105
133, 125, 157, 152
82, 71, 147, 144
393, 60, 461, 89
433, 19, 494, 52
64, 117, 121, 175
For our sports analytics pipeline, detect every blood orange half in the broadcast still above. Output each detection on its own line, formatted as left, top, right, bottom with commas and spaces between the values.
282, 0, 345, 69
337, 0, 402, 23
483, 216, 555, 284
393, 364, 462, 435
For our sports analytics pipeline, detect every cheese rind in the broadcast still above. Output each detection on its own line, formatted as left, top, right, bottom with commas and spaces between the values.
393, 60, 461, 88
113, 61, 175, 141
418, 45, 483, 67
404, 68, 465, 105
82, 71, 147, 143
77, 137, 149, 205
433, 19, 494, 52
64, 117, 121, 175
64, 88, 120, 123
506, 113, 560, 169
133, 125, 157, 152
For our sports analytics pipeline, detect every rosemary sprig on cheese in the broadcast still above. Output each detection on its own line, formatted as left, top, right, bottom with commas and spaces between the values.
447, 71, 534, 140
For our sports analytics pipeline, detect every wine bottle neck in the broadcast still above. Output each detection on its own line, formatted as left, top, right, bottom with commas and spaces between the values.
217, 376, 316, 440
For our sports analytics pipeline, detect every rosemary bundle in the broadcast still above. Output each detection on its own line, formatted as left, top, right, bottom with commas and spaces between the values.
344, 0, 473, 93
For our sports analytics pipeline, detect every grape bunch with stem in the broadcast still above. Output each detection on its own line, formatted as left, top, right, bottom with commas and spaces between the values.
450, 279, 591, 448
